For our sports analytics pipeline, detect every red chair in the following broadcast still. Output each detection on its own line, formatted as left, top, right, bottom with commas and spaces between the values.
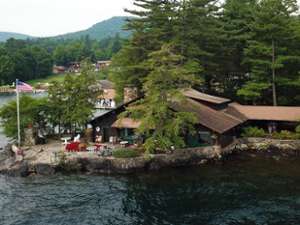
65, 142, 80, 152
95, 144, 102, 152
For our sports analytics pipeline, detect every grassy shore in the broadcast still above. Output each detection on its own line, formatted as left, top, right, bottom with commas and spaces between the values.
28, 71, 107, 87
27, 74, 67, 86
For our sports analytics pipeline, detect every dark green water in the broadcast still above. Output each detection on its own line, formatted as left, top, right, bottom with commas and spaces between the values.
1, 157, 300, 225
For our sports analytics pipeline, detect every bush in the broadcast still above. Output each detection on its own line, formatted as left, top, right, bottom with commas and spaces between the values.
272, 130, 300, 140
112, 149, 140, 158
296, 125, 300, 134
241, 126, 266, 138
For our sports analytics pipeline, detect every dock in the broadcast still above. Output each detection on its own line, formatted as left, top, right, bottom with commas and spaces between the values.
0, 87, 15, 93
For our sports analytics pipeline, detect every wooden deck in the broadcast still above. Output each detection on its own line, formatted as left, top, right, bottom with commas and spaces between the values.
0, 87, 15, 93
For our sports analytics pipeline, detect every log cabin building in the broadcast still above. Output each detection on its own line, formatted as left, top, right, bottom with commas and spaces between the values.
90, 82, 300, 148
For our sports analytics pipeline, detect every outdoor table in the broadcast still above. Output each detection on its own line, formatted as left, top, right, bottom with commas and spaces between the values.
87, 146, 95, 152
120, 141, 129, 148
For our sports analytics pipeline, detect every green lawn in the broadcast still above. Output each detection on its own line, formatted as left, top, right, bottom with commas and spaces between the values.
28, 74, 67, 86
27, 70, 108, 87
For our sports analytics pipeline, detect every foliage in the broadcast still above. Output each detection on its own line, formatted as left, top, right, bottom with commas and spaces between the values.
0, 34, 125, 85
52, 34, 125, 66
110, 0, 300, 150
0, 95, 48, 141
241, 126, 267, 138
0, 39, 53, 84
53, 16, 130, 41
237, 82, 270, 102
110, 0, 300, 107
28, 74, 67, 87
296, 125, 300, 134
47, 61, 98, 135
0, 31, 31, 42
112, 149, 140, 158
124, 44, 199, 153
272, 130, 300, 140
239, 0, 300, 105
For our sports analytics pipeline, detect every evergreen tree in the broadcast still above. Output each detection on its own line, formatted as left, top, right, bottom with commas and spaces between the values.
238, 0, 300, 105
218, 0, 256, 99
126, 44, 198, 153
176, 0, 221, 92
110, 0, 179, 101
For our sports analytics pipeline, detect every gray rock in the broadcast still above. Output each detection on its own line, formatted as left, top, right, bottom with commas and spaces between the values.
35, 163, 55, 175
7, 162, 29, 177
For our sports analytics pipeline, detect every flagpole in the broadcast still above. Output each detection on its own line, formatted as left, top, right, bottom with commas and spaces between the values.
16, 79, 21, 147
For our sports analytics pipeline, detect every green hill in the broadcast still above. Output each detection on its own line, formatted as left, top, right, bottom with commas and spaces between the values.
0, 17, 130, 42
0, 32, 32, 42
53, 16, 131, 41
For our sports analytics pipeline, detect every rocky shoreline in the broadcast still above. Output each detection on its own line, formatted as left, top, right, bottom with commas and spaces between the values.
0, 138, 300, 177
0, 144, 223, 177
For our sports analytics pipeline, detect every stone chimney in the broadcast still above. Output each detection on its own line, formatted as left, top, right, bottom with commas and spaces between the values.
124, 87, 139, 103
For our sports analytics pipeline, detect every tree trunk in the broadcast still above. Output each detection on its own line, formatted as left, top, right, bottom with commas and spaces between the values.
272, 39, 277, 106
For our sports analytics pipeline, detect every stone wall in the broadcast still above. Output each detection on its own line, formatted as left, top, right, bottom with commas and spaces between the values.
230, 138, 300, 153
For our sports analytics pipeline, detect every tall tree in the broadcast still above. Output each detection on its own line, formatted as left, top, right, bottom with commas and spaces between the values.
110, 0, 179, 101
238, 0, 300, 105
126, 44, 198, 153
176, 0, 221, 92
0, 96, 48, 141
218, 0, 256, 99
48, 62, 98, 135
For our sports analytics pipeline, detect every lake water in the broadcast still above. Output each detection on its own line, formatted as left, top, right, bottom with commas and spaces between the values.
1, 156, 300, 225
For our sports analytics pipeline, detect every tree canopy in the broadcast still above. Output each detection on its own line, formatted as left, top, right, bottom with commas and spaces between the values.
0, 34, 125, 85
110, 0, 300, 151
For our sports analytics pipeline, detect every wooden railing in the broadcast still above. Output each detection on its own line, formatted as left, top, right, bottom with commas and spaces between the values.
0, 87, 15, 93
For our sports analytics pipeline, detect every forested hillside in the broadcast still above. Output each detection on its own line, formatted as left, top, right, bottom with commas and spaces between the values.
0, 34, 124, 84
0, 32, 32, 42
111, 0, 300, 107
54, 17, 130, 41
0, 17, 129, 42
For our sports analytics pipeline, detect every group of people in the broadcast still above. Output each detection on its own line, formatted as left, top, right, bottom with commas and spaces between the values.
96, 99, 116, 109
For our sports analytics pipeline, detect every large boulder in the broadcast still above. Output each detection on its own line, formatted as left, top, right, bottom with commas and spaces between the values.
80, 158, 112, 174
6, 162, 30, 177
0, 144, 13, 162
35, 163, 55, 175
111, 157, 147, 173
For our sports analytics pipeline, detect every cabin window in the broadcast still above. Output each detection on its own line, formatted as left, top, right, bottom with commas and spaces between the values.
198, 131, 213, 145
186, 131, 212, 147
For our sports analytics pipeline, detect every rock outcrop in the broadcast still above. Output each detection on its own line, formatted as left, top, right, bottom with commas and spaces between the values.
0, 138, 299, 177
228, 138, 300, 156
0, 146, 222, 176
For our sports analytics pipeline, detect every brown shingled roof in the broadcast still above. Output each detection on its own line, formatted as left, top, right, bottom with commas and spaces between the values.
227, 103, 300, 122
112, 118, 141, 129
182, 88, 231, 105
172, 98, 243, 134
99, 80, 114, 89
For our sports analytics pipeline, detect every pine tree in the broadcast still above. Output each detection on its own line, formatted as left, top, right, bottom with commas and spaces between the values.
110, 0, 179, 101
176, 0, 221, 92
239, 0, 300, 105
126, 44, 198, 153
218, 0, 256, 99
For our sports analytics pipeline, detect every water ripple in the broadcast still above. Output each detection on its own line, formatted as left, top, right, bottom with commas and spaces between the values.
1, 158, 300, 224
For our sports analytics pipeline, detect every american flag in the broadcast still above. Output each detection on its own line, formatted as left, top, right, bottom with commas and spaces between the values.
16, 80, 33, 92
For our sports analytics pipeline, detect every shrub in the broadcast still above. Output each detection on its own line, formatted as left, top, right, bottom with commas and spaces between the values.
296, 125, 300, 134
241, 126, 266, 138
112, 149, 140, 158
272, 130, 300, 140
